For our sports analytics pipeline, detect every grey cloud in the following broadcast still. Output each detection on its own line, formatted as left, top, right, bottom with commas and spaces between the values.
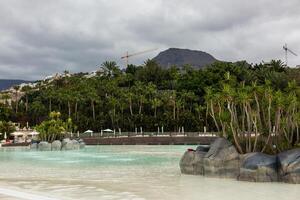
0, 0, 300, 80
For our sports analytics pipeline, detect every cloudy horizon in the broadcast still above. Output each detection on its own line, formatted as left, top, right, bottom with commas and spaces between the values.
0, 0, 300, 80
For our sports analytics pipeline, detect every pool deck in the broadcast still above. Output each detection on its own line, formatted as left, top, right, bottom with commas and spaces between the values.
1, 133, 218, 147
83, 135, 217, 145
1, 142, 30, 147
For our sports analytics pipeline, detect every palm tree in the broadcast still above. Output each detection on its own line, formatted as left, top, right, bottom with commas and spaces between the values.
89, 90, 98, 121
108, 96, 118, 127
126, 91, 134, 116
180, 90, 197, 111
45, 87, 55, 112
217, 72, 244, 153
101, 61, 121, 77
270, 60, 285, 72
204, 87, 220, 133
73, 89, 82, 121
194, 104, 205, 128
151, 98, 162, 118
79, 80, 99, 121
133, 82, 147, 116
118, 92, 128, 127
236, 83, 253, 152
261, 82, 274, 152
13, 85, 20, 113
0, 93, 10, 106
21, 85, 32, 113
168, 91, 177, 120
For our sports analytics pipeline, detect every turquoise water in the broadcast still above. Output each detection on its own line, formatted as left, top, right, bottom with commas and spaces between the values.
0, 145, 300, 200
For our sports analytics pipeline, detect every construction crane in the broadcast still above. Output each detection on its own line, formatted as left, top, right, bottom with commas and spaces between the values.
283, 43, 297, 66
121, 48, 158, 67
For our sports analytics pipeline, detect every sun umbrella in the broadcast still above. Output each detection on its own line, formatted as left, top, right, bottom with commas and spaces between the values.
84, 130, 93, 137
29, 131, 39, 135
103, 129, 113, 132
11, 131, 25, 136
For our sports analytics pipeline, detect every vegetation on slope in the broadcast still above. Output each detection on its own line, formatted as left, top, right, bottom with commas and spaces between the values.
1, 59, 300, 152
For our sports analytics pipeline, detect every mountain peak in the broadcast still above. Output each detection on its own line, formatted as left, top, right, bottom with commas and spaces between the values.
153, 48, 217, 69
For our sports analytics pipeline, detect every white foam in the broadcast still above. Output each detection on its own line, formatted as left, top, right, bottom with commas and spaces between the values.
0, 188, 60, 200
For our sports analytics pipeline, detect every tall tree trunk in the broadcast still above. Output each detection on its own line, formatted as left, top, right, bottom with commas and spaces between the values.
253, 115, 259, 152
49, 99, 52, 112
173, 101, 176, 120
68, 101, 71, 118
91, 100, 95, 120
244, 103, 252, 152
205, 104, 209, 128
289, 107, 296, 144
139, 98, 143, 115
233, 105, 240, 133
25, 95, 28, 112
218, 102, 226, 138
15, 92, 18, 113
129, 98, 133, 116
113, 106, 116, 119
241, 107, 245, 133
228, 102, 244, 153
262, 98, 272, 153
210, 100, 220, 132
274, 108, 282, 151
177, 104, 180, 120
254, 93, 263, 130
75, 102, 78, 121
296, 125, 299, 144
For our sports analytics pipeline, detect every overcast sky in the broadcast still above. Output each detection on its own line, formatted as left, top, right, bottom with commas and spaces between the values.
0, 0, 300, 80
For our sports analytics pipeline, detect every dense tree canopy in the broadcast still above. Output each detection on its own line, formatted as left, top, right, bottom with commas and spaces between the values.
1, 59, 300, 152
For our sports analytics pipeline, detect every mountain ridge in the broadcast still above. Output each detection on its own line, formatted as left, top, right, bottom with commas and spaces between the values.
0, 79, 32, 91
152, 48, 217, 69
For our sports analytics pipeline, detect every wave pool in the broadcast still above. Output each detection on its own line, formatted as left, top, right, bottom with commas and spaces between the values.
0, 145, 299, 200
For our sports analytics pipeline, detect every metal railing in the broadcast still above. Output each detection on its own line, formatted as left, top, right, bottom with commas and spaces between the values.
66, 131, 218, 139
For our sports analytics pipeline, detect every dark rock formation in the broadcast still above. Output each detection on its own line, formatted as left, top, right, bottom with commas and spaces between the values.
31, 138, 84, 151
61, 139, 80, 150
79, 141, 86, 149
179, 138, 300, 184
51, 140, 62, 151
153, 48, 217, 69
180, 145, 209, 175
62, 138, 71, 146
180, 138, 240, 178
30, 143, 38, 150
278, 148, 300, 184
71, 139, 80, 150
239, 153, 278, 182
180, 151, 197, 175
62, 138, 73, 150
38, 141, 51, 151
193, 150, 207, 175
196, 146, 210, 152
203, 138, 240, 178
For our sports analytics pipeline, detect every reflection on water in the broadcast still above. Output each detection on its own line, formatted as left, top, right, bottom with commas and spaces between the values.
0, 145, 299, 200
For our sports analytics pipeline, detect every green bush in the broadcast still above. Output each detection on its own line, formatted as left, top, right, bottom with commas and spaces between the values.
36, 111, 75, 143
0, 121, 16, 140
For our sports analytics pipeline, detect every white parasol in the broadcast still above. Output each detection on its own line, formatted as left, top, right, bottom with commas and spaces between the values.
103, 129, 113, 132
